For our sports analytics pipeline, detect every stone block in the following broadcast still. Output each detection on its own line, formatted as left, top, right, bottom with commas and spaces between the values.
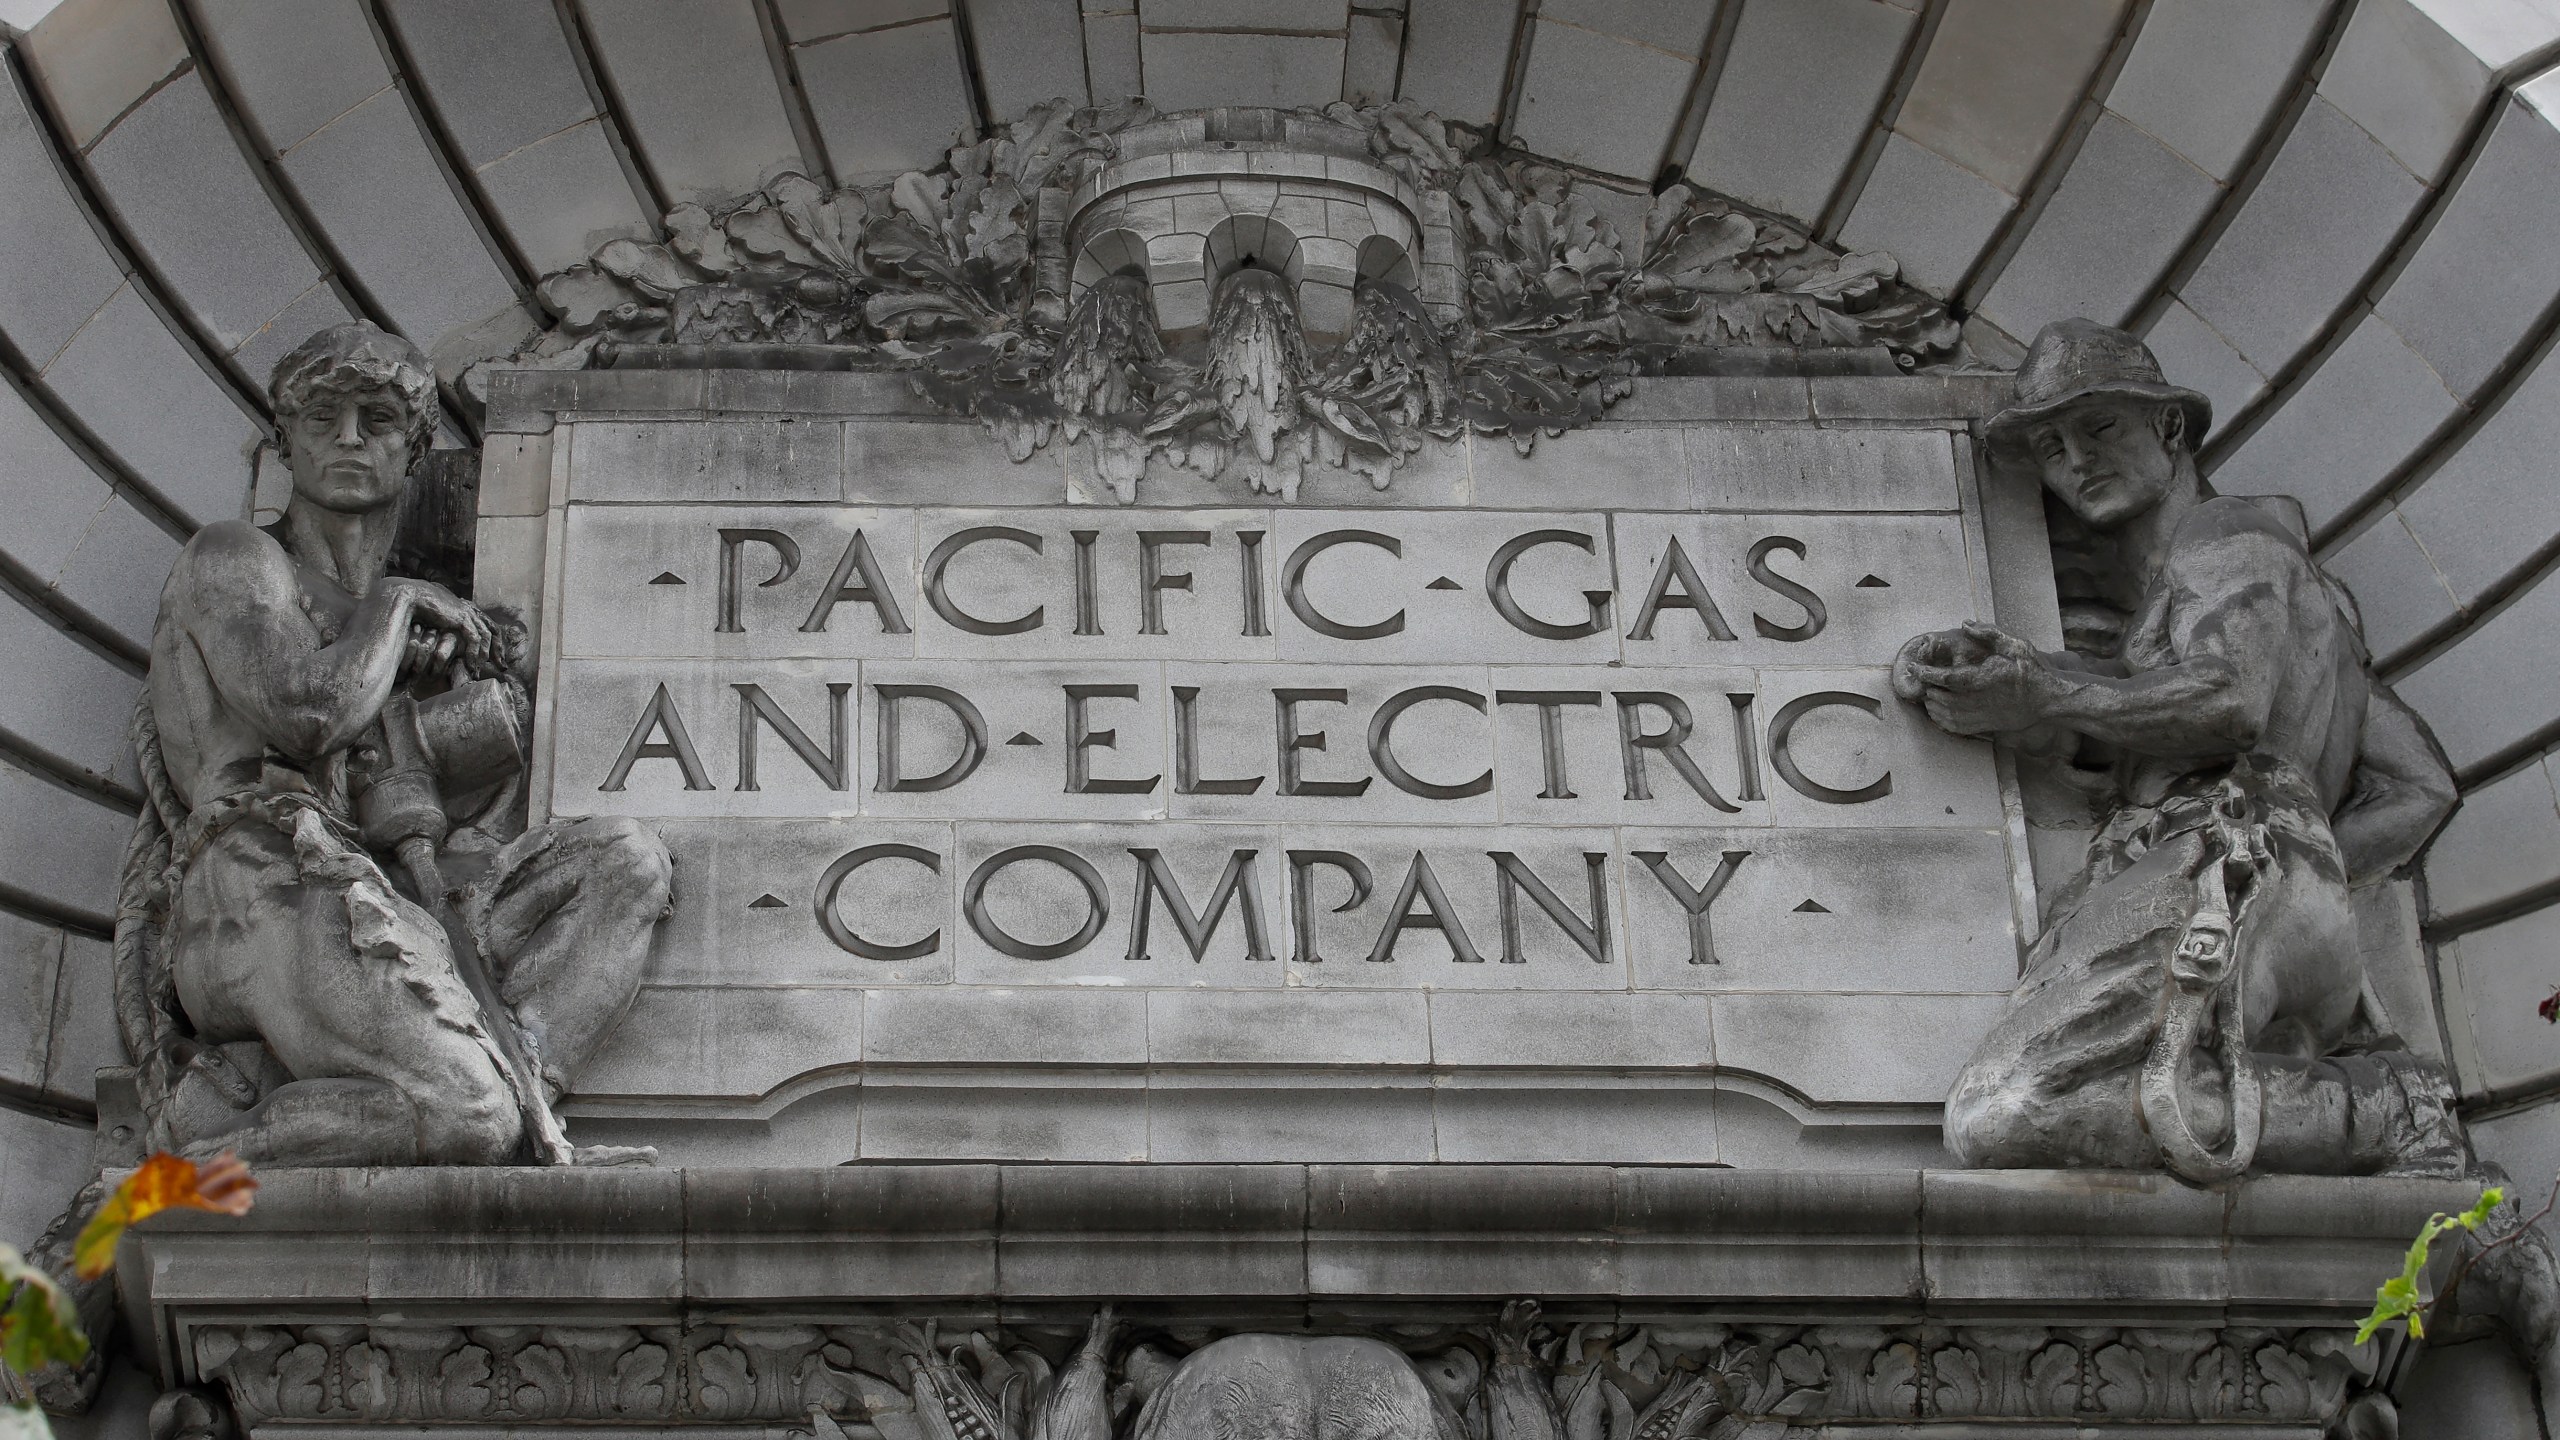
1685, 0, 1915, 226
364, 1166, 687, 1302
968, 0, 1090, 117
22, 0, 189, 149
1508, 16, 1694, 182
1893, 0, 2127, 194
477, 431, 553, 517
1396, 0, 1510, 124
2426, 760, 2560, 922
2396, 335, 2560, 604
52, 491, 180, 646
1807, 373, 2010, 422
1431, 1085, 1720, 1163
0, 375, 114, 582
274, 88, 526, 355
1537, 0, 1713, 58
1977, 110, 2222, 337
1689, 425, 1959, 509
1149, 991, 1430, 1066
2446, 905, 2560, 1096
2320, 507, 2457, 663
2377, 91, 2560, 401
84, 74, 329, 357
230, 282, 358, 389
2353, 878, 2440, 1062
2226, 1173, 2486, 1305
0, 910, 64, 1093
1610, 376, 1811, 423
2472, 1102, 2560, 1203
1616, 514, 1972, 671
1613, 1167, 1923, 1300
381, 0, 600, 165
1920, 1169, 2227, 1305
1618, 827, 2019, 994
0, 596, 145, 793
1148, 1082, 1436, 1161
999, 1163, 1308, 1295
1469, 423, 1681, 510
1140, 31, 1348, 113
1344, 12, 1401, 107
0, 758, 136, 922
2397, 571, 2560, 771
0, 63, 128, 368
683, 1164, 1000, 1298
42, 934, 118, 1109
865, 986, 1147, 1063
2177, 95, 2428, 376
2397, 1338, 2546, 1440
575, 984, 862, 1099
847, 418, 1066, 503
0, 1106, 93, 1257
39, 282, 260, 527
473, 118, 656, 276
799, 19, 978, 180
1837, 132, 2015, 298
1712, 992, 2006, 1104
472, 514, 544, 641
2104, 0, 2324, 182
190, 0, 390, 154
2320, 0, 2509, 185
941, 821, 1284, 981
1084, 10, 1144, 105
567, 418, 844, 502
1309, 1162, 1619, 1295
1141, 0, 1348, 27
2137, 297, 2264, 441
2209, 313, 2461, 534
1428, 991, 1711, 1068
777, 0, 947, 40
860, 1078, 1151, 1160
578, 0, 808, 205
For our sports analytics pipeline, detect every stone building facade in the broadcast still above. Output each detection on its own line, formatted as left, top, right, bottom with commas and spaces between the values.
4, 1, 2560, 1436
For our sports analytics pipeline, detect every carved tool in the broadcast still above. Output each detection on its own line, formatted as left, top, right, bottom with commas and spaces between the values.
362, 683, 575, 1165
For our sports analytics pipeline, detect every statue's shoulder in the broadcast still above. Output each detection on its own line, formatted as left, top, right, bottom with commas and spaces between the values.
172, 519, 291, 583
2169, 496, 2318, 582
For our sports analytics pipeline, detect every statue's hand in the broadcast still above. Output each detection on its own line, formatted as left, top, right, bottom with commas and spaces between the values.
387, 578, 496, 675
1897, 621, 2052, 737
1892, 625, 1998, 702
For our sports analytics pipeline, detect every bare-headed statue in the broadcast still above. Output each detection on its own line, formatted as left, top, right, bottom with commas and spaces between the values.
1896, 319, 2466, 1182
123, 321, 670, 1167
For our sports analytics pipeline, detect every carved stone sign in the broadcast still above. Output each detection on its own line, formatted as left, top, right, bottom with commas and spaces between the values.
490, 374, 2052, 1161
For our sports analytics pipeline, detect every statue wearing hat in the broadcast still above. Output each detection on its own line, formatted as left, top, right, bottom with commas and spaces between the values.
1896, 319, 2467, 1181
119, 322, 672, 1167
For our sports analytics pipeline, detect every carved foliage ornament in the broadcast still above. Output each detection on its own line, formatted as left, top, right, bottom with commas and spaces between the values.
509, 101, 1963, 498
184, 1304, 2381, 1435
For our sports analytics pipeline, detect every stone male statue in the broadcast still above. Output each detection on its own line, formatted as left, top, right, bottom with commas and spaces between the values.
123, 322, 670, 1166
1895, 319, 2463, 1182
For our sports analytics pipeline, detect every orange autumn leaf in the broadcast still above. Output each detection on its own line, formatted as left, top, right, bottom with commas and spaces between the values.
72, 1153, 257, 1281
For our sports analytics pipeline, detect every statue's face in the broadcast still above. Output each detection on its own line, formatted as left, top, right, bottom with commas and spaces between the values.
2021, 396, 2182, 529
282, 382, 417, 514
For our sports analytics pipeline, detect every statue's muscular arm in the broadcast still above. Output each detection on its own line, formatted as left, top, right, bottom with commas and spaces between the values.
168, 522, 483, 763
1901, 526, 2294, 762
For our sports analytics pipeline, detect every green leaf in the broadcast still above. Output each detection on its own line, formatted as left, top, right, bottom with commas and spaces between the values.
2354, 1187, 2510, 1343
0, 1246, 88, 1378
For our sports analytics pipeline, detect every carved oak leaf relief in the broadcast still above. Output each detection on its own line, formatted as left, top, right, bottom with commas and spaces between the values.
495, 100, 1966, 500
176, 1306, 2392, 1434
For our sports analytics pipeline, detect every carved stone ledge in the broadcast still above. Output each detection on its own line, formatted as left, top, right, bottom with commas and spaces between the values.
115, 1166, 2462, 1435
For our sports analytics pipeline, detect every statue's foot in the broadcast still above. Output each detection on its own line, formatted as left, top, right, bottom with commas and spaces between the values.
2373, 1056, 2471, 1178
572, 1143, 658, 1167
